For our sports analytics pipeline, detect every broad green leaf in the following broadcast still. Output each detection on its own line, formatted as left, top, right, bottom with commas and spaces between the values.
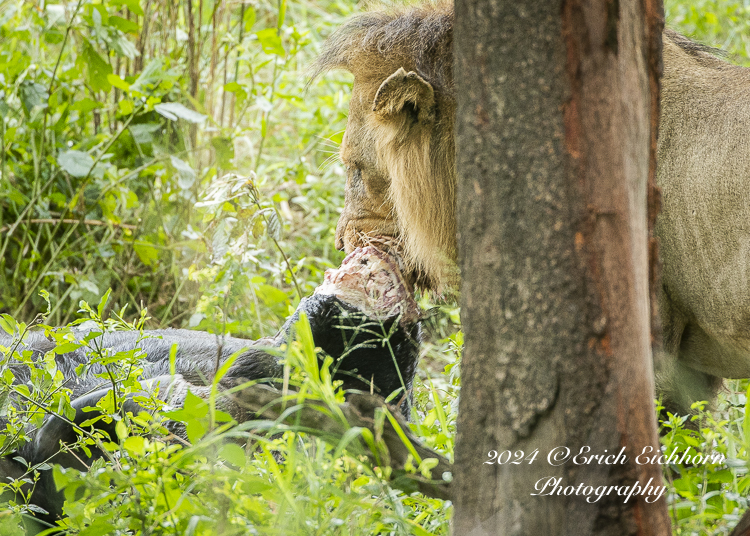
70, 98, 103, 113
78, 514, 115, 536
131, 58, 165, 92
257, 284, 288, 306
163, 391, 208, 422
115, 420, 128, 440
0, 516, 24, 536
155, 102, 207, 124
251, 217, 264, 239
53, 342, 84, 354
133, 241, 159, 266
111, 33, 139, 60
19, 81, 48, 115
0, 314, 16, 335
108, 15, 140, 34
211, 136, 234, 168
6, 187, 28, 205
79, 40, 112, 92
107, 73, 130, 91
256, 28, 285, 56
110, 0, 144, 16
123, 436, 146, 456
118, 99, 134, 115
170, 155, 196, 189
57, 150, 94, 178
52, 465, 71, 490
128, 122, 161, 144
218, 443, 246, 466
214, 409, 234, 423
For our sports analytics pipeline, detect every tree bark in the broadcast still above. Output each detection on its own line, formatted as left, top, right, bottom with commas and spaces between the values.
453, 0, 670, 534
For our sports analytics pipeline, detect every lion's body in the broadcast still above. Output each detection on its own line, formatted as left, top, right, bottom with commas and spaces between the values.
316, 4, 750, 415
655, 32, 750, 410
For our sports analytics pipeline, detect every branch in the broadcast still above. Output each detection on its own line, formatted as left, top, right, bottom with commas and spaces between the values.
0, 219, 137, 234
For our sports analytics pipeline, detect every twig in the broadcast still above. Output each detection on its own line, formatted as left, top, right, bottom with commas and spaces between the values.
0, 219, 137, 234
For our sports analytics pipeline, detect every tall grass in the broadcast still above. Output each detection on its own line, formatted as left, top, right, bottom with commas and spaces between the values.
0, 0, 353, 335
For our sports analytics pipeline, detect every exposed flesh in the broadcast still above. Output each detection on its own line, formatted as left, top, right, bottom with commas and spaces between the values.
315, 246, 420, 326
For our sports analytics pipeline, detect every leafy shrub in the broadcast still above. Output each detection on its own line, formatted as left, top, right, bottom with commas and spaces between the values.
660, 383, 750, 535
0, 295, 457, 535
0, 0, 352, 332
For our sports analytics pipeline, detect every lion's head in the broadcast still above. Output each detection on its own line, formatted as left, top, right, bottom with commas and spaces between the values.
312, 2, 457, 292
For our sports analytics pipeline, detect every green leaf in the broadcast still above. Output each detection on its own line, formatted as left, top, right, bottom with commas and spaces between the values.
115, 419, 128, 440
123, 436, 146, 456
170, 156, 196, 189
6, 187, 28, 205
107, 73, 130, 91
57, 150, 94, 178
257, 284, 288, 307
128, 122, 161, 144
19, 81, 49, 115
111, 33, 139, 60
110, 0, 144, 16
79, 40, 113, 92
211, 136, 234, 168
266, 210, 281, 241
155, 102, 207, 124
108, 15, 140, 34
186, 420, 207, 443
78, 519, 117, 536
163, 391, 208, 422
133, 241, 159, 266
0, 516, 24, 536
251, 217, 264, 239
52, 465, 71, 491
131, 58, 165, 93
53, 342, 84, 354
0, 314, 16, 336
97, 288, 112, 317
218, 443, 246, 466
214, 409, 234, 423
70, 98, 103, 113
255, 28, 285, 56
118, 99, 134, 116
243, 6, 256, 31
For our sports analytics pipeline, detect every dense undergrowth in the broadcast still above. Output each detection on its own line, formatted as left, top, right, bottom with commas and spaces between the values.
0, 0, 749, 534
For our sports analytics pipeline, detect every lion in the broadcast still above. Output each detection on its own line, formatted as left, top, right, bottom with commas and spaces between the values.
312, 2, 750, 416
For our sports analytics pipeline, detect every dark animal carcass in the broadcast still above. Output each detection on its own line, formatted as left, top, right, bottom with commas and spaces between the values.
0, 247, 421, 525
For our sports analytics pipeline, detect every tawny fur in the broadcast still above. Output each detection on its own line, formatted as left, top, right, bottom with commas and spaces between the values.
313, 1, 456, 292
315, 3, 750, 415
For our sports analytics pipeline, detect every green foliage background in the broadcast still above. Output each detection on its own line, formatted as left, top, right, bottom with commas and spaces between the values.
0, 0, 749, 534
0, 0, 354, 337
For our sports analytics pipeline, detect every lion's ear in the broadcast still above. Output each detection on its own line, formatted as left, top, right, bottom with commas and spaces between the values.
372, 68, 435, 124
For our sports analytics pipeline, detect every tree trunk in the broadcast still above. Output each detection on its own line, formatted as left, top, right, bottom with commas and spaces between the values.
453, 0, 670, 534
